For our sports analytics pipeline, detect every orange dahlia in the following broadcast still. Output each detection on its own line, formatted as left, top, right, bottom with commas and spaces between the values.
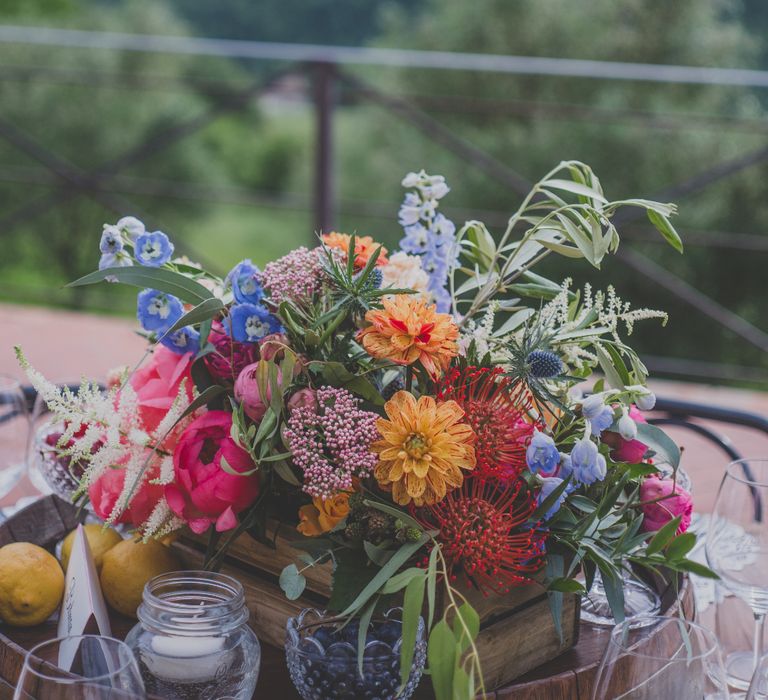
358, 296, 458, 379
322, 232, 388, 269
371, 391, 476, 506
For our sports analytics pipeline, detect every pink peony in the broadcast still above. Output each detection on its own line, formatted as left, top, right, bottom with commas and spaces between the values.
234, 361, 282, 422
89, 466, 164, 528
604, 405, 648, 463
131, 346, 194, 433
287, 387, 317, 412
165, 411, 259, 534
204, 321, 258, 385
640, 476, 693, 534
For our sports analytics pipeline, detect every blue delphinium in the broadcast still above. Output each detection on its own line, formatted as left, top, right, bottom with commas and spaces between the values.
161, 326, 200, 355
228, 303, 282, 343
115, 216, 146, 240
135, 230, 174, 267
100, 226, 123, 254
227, 259, 264, 305
526, 429, 560, 475
538, 477, 567, 520
397, 171, 456, 313
568, 437, 607, 485
581, 394, 614, 437
99, 249, 133, 282
137, 289, 183, 333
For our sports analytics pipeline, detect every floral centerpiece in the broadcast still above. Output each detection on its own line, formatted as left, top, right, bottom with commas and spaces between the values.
19, 161, 710, 699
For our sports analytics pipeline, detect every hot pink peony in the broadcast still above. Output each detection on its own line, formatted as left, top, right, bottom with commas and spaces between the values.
204, 321, 258, 385
234, 361, 282, 422
640, 476, 693, 534
604, 405, 648, 463
131, 346, 194, 433
165, 411, 259, 534
89, 466, 165, 528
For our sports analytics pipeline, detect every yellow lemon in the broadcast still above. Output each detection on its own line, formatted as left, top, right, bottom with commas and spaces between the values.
0, 543, 64, 627
60, 524, 123, 573
99, 538, 181, 618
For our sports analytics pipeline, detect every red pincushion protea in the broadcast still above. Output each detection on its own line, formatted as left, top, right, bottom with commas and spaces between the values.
437, 366, 533, 481
417, 477, 546, 594
204, 320, 258, 384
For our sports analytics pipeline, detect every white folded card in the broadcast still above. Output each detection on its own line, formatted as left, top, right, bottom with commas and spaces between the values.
57, 524, 112, 670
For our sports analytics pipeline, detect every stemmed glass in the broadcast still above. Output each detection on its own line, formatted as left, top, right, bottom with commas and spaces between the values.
592, 615, 729, 699
14, 635, 146, 699
0, 375, 30, 502
706, 459, 768, 690
747, 653, 768, 699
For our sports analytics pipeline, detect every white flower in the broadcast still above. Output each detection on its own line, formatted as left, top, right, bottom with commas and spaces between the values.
381, 251, 430, 297
618, 411, 638, 441
116, 216, 145, 240
401, 171, 424, 188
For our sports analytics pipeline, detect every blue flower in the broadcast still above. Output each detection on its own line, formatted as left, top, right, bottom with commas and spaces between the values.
581, 394, 614, 437
227, 259, 264, 305
135, 230, 174, 267
399, 223, 431, 255
422, 247, 450, 283
160, 326, 200, 355
526, 429, 560, 475
430, 213, 456, 246
116, 216, 145, 240
430, 286, 452, 314
228, 303, 282, 343
538, 477, 567, 520
398, 193, 422, 226
100, 226, 123, 254
137, 289, 183, 333
569, 437, 607, 485
99, 250, 133, 282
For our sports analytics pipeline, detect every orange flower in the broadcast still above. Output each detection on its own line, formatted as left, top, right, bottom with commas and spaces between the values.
297, 491, 351, 536
322, 232, 388, 269
358, 296, 458, 378
371, 391, 476, 506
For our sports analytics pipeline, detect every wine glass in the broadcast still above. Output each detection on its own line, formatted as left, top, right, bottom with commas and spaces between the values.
706, 459, 768, 690
0, 375, 30, 501
14, 635, 146, 699
747, 653, 768, 699
592, 615, 728, 699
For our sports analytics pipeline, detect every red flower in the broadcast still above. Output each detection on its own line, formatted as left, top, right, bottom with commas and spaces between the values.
416, 477, 546, 594
437, 366, 533, 481
89, 465, 164, 528
204, 321, 258, 385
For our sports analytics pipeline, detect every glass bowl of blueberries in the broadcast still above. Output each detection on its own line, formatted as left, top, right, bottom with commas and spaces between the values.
285, 607, 427, 700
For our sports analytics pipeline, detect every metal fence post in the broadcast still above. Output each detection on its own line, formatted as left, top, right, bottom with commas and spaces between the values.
312, 62, 335, 236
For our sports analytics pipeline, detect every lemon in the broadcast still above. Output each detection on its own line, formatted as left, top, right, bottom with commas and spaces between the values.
60, 524, 123, 573
0, 543, 64, 627
99, 538, 181, 618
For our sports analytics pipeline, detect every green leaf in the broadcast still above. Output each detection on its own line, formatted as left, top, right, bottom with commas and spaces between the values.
530, 477, 570, 521
452, 603, 480, 655
319, 362, 386, 406
646, 516, 682, 555
164, 297, 225, 335
569, 495, 598, 513
453, 667, 472, 700
328, 549, 374, 612
647, 209, 683, 254
400, 575, 427, 688
279, 564, 306, 600
543, 178, 608, 203
68, 266, 215, 304
357, 597, 377, 678
598, 566, 625, 623
635, 422, 681, 470
674, 560, 719, 579
595, 343, 626, 390
273, 460, 301, 486
380, 567, 425, 595
665, 532, 696, 560
364, 540, 395, 567
547, 577, 585, 594
427, 621, 457, 700
460, 220, 497, 271
427, 545, 438, 629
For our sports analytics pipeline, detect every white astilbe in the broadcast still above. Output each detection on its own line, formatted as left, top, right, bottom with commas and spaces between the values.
16, 347, 198, 535
141, 498, 185, 541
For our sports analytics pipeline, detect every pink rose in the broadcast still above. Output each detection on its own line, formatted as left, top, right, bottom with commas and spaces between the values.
234, 361, 282, 422
89, 466, 164, 528
131, 346, 194, 433
287, 387, 317, 412
204, 321, 258, 385
165, 411, 259, 534
604, 405, 648, 463
640, 476, 693, 534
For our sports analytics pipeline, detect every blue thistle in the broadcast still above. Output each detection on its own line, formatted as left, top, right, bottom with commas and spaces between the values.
526, 350, 563, 378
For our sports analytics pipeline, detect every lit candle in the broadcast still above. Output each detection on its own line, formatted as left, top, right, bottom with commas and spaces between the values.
141, 634, 233, 683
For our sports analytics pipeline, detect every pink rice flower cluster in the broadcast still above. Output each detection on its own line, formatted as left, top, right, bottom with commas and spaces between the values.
285, 386, 379, 499
262, 246, 324, 306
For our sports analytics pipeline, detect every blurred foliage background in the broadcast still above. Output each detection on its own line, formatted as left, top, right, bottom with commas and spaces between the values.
1, 0, 768, 385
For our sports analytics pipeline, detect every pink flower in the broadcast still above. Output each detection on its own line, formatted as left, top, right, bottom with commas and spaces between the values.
258, 333, 291, 363
234, 361, 282, 422
604, 405, 648, 463
130, 346, 194, 433
89, 466, 164, 528
640, 476, 693, 534
165, 411, 259, 535
287, 387, 317, 412
204, 321, 258, 385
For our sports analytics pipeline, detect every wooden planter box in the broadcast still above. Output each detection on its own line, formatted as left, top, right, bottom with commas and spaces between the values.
178, 524, 580, 690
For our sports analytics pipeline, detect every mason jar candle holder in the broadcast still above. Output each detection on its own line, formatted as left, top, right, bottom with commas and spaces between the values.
125, 570, 261, 700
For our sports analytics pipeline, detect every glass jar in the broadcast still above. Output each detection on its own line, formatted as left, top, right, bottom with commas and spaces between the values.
125, 570, 261, 700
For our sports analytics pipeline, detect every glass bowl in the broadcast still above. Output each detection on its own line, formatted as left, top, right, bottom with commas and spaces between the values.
285, 607, 426, 700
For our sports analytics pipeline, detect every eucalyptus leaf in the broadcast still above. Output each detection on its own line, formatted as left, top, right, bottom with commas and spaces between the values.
400, 575, 426, 688
452, 603, 480, 655
279, 564, 306, 600
635, 422, 681, 469
427, 620, 457, 700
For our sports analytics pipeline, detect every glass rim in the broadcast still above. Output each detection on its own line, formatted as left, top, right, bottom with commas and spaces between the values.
607, 616, 720, 662
23, 634, 136, 684
723, 458, 768, 488
142, 570, 245, 612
